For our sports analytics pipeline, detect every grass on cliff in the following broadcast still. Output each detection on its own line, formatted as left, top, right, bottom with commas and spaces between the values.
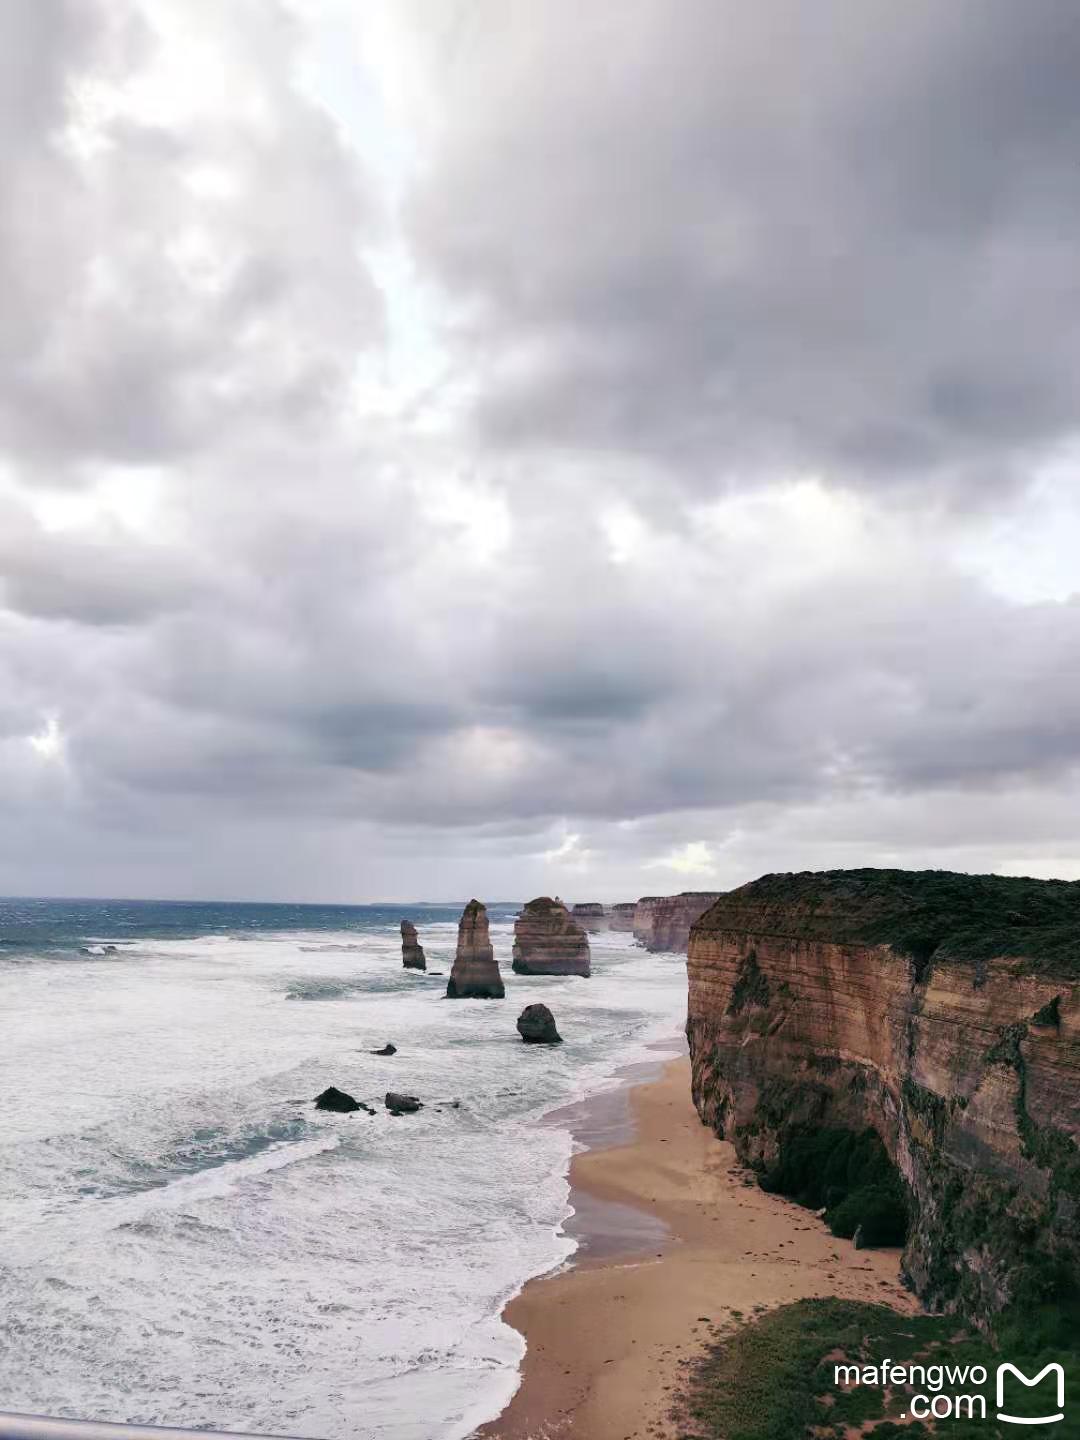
673, 1296, 1080, 1440
703, 868, 1080, 976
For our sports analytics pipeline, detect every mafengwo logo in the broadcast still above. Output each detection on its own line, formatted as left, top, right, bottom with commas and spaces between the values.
997, 1363, 1065, 1427
834, 1356, 1067, 1427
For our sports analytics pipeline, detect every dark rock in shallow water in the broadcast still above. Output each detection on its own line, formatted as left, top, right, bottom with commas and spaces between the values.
385, 1091, 423, 1115
516, 1003, 562, 1044
315, 1086, 361, 1112
371, 1043, 397, 1056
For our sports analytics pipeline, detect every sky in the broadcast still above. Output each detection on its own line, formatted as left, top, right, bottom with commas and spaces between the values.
2, 0, 1080, 904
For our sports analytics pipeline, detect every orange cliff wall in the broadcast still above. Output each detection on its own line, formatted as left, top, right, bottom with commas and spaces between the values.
685, 871, 1080, 1321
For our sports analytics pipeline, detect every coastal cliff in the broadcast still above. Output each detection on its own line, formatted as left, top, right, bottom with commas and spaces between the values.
634, 891, 721, 952
608, 902, 636, 932
446, 899, 505, 998
513, 897, 591, 976
686, 869, 1080, 1322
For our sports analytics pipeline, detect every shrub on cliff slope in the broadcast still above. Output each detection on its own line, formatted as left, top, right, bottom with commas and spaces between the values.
675, 1296, 1080, 1439
760, 1126, 909, 1246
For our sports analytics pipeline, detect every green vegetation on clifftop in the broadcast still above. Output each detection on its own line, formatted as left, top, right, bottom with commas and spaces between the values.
697, 868, 1080, 976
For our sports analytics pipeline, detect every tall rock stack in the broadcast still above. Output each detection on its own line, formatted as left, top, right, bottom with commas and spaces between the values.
400, 919, 426, 970
513, 897, 591, 976
570, 902, 609, 933
446, 899, 505, 998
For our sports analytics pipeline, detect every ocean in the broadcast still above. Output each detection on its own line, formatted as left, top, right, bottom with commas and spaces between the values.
0, 898, 688, 1439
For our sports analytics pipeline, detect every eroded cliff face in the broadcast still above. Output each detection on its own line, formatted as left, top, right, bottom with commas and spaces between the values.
513, 897, 591, 976
686, 870, 1080, 1322
446, 899, 505, 998
608, 902, 636, 933
634, 892, 721, 952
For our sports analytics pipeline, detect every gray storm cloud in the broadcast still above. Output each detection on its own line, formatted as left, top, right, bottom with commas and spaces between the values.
1, 0, 1079, 901
409, 0, 1080, 497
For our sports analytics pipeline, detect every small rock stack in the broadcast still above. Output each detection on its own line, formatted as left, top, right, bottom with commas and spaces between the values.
512, 896, 591, 977
446, 899, 505, 998
400, 919, 426, 970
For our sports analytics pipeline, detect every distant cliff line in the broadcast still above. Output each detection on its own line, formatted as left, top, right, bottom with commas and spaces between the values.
570, 892, 720, 951
685, 868, 1080, 1327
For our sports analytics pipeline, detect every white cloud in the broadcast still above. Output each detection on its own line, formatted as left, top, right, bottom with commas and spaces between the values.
645, 841, 716, 877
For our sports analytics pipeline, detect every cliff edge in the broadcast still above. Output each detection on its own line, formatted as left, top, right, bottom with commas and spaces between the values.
686, 868, 1080, 1323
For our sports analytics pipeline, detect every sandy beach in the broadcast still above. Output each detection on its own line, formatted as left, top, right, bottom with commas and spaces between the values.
477, 1053, 916, 1440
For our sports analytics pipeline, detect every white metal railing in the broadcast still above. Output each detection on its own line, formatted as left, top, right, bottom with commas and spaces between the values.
0, 1416, 313, 1440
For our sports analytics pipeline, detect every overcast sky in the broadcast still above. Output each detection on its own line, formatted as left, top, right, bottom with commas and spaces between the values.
3, 0, 1080, 903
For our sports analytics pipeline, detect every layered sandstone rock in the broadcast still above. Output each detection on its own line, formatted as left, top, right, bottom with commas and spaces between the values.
608, 902, 637, 933
513, 897, 591, 976
571, 902, 609, 933
446, 899, 505, 999
634, 891, 721, 952
686, 869, 1080, 1322
400, 919, 426, 971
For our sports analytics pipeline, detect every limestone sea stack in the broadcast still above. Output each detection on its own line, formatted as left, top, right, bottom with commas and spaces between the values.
400, 919, 426, 970
512, 897, 591, 976
570, 902, 609, 933
446, 899, 505, 998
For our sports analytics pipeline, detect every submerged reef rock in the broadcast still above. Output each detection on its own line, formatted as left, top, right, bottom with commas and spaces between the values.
634, 892, 721, 952
446, 899, 505, 998
512, 897, 591, 976
607, 902, 637, 933
686, 868, 1080, 1324
516, 1003, 562, 1044
400, 919, 426, 971
315, 1086, 361, 1113
385, 1092, 422, 1115
570, 902, 609, 933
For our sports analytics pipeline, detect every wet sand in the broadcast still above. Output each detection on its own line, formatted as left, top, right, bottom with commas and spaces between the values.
476, 1054, 915, 1440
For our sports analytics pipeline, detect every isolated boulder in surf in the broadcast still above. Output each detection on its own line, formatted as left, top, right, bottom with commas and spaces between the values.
400, 920, 426, 970
315, 1086, 362, 1112
371, 1042, 397, 1055
516, 1003, 562, 1044
446, 899, 505, 998
385, 1092, 423, 1115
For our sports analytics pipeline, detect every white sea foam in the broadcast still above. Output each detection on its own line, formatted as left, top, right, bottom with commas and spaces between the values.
0, 921, 687, 1438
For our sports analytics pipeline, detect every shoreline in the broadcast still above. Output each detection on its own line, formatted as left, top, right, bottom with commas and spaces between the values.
476, 1053, 916, 1440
